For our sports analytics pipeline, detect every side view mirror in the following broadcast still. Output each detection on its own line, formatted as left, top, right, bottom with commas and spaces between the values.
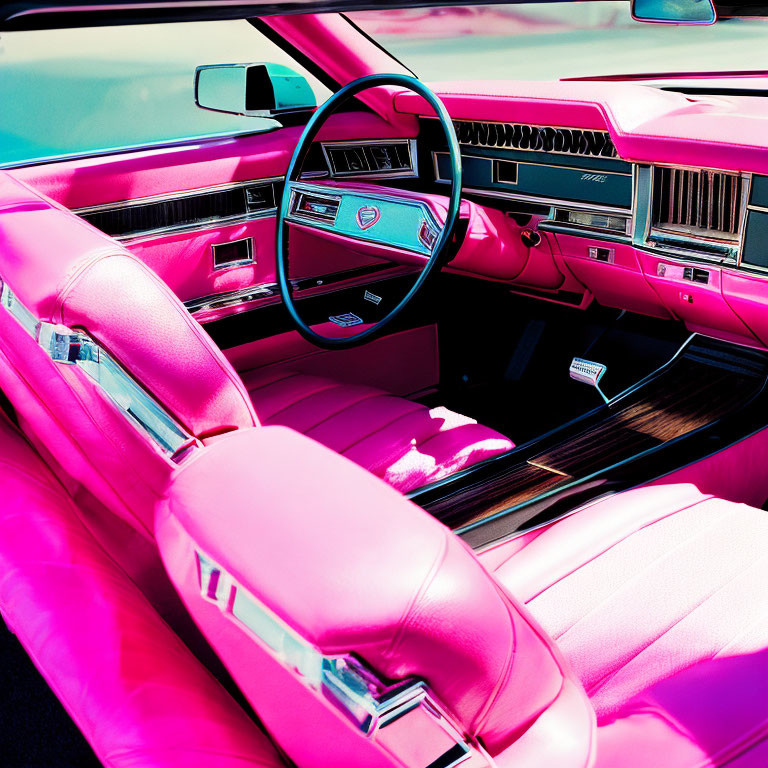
631, 0, 716, 24
195, 62, 316, 118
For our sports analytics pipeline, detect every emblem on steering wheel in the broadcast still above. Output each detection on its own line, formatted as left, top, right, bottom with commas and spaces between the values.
356, 205, 381, 230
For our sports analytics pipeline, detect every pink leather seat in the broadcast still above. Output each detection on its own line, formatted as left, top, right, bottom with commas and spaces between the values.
0, 412, 286, 768
487, 484, 768, 767
155, 425, 597, 768
242, 368, 513, 493
0, 170, 511, 515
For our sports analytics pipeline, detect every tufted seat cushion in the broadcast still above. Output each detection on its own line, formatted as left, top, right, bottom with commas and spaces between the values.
242, 368, 514, 493
490, 484, 768, 767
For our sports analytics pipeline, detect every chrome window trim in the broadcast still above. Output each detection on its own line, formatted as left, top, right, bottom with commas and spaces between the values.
0, 127, 281, 171
320, 139, 419, 180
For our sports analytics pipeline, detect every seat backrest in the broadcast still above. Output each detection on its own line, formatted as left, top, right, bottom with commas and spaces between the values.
0, 171, 257, 534
156, 426, 597, 768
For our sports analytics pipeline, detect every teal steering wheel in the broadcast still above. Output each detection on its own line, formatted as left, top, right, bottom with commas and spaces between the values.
276, 73, 462, 349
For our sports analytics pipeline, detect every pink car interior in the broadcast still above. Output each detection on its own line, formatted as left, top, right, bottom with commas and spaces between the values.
3, 4, 768, 767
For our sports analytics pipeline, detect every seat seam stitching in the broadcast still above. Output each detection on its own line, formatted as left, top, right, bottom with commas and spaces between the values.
586, 543, 768, 699
521, 494, 714, 603
547, 500, 732, 641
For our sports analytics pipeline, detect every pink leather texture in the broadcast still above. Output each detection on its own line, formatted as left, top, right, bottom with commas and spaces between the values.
0, 413, 285, 768
226, 324, 441, 398
129, 216, 279, 304
155, 425, 594, 767
0, 172, 257, 437
242, 369, 513, 493
490, 484, 768, 767
557, 235, 672, 320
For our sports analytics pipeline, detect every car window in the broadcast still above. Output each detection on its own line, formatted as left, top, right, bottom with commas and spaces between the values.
349, 2, 768, 81
0, 20, 332, 168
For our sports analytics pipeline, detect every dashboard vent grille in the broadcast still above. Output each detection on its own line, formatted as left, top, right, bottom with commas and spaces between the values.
651, 167, 744, 240
324, 141, 415, 177
453, 121, 618, 158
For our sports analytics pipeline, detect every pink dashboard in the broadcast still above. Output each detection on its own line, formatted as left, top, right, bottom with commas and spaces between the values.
9, 78, 768, 350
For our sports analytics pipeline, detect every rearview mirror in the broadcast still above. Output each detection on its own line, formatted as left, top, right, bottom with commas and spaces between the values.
195, 62, 316, 118
632, 0, 716, 24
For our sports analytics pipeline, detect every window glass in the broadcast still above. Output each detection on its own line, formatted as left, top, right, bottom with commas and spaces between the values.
0, 20, 331, 167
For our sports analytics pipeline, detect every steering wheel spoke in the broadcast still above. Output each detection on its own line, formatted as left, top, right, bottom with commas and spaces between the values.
277, 74, 462, 349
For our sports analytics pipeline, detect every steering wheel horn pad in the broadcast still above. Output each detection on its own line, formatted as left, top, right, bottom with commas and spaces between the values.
276, 73, 462, 349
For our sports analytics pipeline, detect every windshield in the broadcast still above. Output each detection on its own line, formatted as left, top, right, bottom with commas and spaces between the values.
349, 2, 768, 81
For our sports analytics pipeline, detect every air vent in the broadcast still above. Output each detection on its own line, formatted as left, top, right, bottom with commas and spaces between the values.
651, 166, 744, 241
78, 179, 280, 240
323, 141, 415, 177
291, 190, 340, 223
453, 121, 618, 158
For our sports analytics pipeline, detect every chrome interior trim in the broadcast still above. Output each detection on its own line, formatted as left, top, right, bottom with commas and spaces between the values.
454, 184, 631, 216
539, 221, 632, 244
646, 165, 750, 262
195, 549, 486, 767
118, 212, 275, 243
75, 176, 284, 214
467, 333, 698, 549
433, 150, 632, 179
285, 180, 441, 257
288, 186, 342, 225
75, 176, 283, 242
320, 138, 419, 180
0, 280, 195, 458
212, 236, 254, 271
184, 284, 278, 315
0, 128, 280, 171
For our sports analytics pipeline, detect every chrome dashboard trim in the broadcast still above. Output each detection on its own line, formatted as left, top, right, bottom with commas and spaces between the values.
432, 150, 633, 179
449, 118, 619, 159
320, 139, 419, 180
285, 181, 441, 257
645, 165, 750, 262
454, 184, 632, 216
538, 221, 632, 244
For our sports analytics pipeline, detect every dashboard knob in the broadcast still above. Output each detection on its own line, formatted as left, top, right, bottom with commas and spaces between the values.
521, 229, 542, 248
